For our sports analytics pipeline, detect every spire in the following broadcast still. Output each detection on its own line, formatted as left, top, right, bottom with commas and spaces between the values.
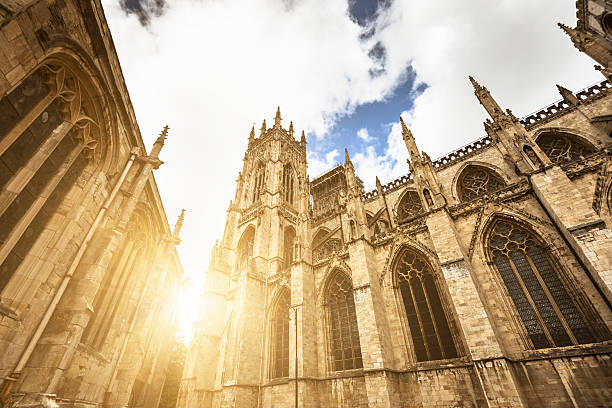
274, 106, 282, 128
468, 75, 505, 120
260, 119, 267, 136
289, 121, 294, 138
172, 209, 185, 239
248, 125, 255, 146
345, 148, 352, 166
150, 125, 169, 159
400, 117, 420, 161
558, 22, 577, 39
300, 130, 306, 145
556, 84, 579, 105
375, 176, 382, 191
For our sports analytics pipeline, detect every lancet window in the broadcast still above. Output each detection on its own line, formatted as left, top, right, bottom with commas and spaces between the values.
283, 227, 296, 270
397, 190, 424, 223
325, 271, 363, 371
252, 162, 266, 203
0, 61, 100, 294
270, 289, 290, 379
487, 219, 600, 349
536, 132, 596, 165
457, 165, 505, 202
396, 248, 458, 362
282, 163, 295, 205
237, 227, 255, 271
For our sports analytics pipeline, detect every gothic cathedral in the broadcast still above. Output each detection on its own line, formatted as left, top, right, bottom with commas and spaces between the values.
178, 2, 612, 407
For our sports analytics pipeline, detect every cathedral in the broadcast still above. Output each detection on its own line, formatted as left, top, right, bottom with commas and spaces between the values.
0, 0, 183, 407
178, 2, 612, 407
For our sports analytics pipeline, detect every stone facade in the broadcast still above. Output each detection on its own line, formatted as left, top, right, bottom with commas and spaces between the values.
178, 3, 612, 408
0, 1, 183, 407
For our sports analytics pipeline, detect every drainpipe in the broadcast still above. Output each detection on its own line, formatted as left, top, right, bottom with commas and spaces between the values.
1, 147, 140, 401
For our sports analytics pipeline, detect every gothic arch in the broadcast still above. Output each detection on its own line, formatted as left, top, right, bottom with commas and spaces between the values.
532, 127, 599, 150
236, 225, 256, 271
451, 161, 510, 202
380, 235, 439, 286
453, 162, 507, 203
394, 188, 424, 223
533, 129, 597, 165
391, 245, 460, 362
322, 268, 363, 371
268, 286, 290, 379
481, 214, 609, 349
282, 226, 296, 270
0, 51, 123, 304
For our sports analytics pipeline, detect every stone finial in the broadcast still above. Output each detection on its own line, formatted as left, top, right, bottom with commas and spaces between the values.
248, 126, 255, 146
345, 148, 352, 165
260, 119, 267, 136
375, 176, 382, 191
556, 84, 579, 105
595, 64, 612, 81
289, 121, 294, 138
173, 209, 185, 239
557, 22, 576, 38
274, 106, 282, 128
151, 125, 169, 159
300, 130, 306, 145
468, 75, 484, 92
400, 116, 420, 161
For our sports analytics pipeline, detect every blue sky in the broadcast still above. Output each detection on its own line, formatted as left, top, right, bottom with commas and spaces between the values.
101, 0, 603, 337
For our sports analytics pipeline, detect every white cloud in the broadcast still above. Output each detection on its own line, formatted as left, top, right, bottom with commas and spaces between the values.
100, 0, 603, 334
357, 127, 371, 142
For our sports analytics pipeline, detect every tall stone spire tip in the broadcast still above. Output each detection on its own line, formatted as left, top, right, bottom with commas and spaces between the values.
274, 106, 282, 127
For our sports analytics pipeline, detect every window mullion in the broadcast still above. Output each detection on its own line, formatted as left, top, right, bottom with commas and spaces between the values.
407, 278, 431, 361
0, 121, 73, 218
0, 143, 83, 267
420, 276, 446, 359
524, 254, 578, 345
507, 254, 556, 347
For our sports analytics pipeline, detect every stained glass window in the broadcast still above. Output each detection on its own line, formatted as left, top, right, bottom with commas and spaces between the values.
396, 248, 458, 362
536, 133, 596, 165
458, 166, 505, 202
488, 219, 596, 349
397, 190, 423, 222
326, 272, 363, 371
271, 289, 290, 378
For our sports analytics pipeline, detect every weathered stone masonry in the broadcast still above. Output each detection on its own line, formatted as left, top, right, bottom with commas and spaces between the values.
179, 2, 612, 407
0, 1, 184, 407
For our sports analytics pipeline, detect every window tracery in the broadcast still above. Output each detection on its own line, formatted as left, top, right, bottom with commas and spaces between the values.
252, 162, 266, 203
282, 163, 295, 205
270, 289, 290, 379
0, 61, 101, 293
237, 227, 255, 270
397, 190, 423, 223
396, 248, 458, 362
457, 165, 505, 202
536, 132, 596, 165
325, 271, 362, 371
283, 227, 295, 270
487, 219, 598, 349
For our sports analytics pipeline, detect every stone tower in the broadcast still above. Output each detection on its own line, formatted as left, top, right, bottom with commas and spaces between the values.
179, 2, 612, 407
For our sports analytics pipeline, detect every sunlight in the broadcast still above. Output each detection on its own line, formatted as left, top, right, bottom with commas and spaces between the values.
175, 272, 206, 345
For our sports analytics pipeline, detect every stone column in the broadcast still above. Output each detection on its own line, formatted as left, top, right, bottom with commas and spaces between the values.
347, 238, 397, 408
426, 209, 525, 407
289, 260, 318, 408
531, 167, 612, 305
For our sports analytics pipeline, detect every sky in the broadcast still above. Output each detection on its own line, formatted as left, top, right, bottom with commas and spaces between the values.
100, 0, 603, 339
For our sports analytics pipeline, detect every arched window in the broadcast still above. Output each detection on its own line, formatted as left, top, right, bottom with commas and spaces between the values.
397, 190, 423, 223
457, 165, 505, 202
252, 162, 266, 203
0, 61, 101, 294
270, 289, 290, 379
325, 271, 362, 371
237, 227, 255, 270
487, 219, 599, 349
283, 227, 295, 270
396, 248, 458, 362
536, 132, 596, 165
312, 229, 342, 263
282, 163, 295, 205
